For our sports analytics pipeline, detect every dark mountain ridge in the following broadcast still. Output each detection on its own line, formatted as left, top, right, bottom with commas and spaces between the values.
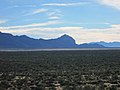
1, 32, 119, 49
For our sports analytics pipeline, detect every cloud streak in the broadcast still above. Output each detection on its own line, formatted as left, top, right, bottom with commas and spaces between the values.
99, 0, 120, 10
12, 5, 37, 8
48, 16, 60, 20
26, 8, 48, 16
0, 20, 7, 24
0, 20, 62, 29
42, 2, 88, 7
47, 9, 63, 20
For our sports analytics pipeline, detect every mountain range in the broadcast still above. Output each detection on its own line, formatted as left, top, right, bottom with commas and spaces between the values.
0, 32, 120, 49
90, 41, 120, 47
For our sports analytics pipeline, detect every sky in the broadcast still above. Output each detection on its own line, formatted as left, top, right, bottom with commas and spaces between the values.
0, 0, 120, 44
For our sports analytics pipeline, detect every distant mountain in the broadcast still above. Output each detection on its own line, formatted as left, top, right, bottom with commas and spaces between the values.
91, 41, 120, 47
0, 32, 105, 49
78, 43, 104, 48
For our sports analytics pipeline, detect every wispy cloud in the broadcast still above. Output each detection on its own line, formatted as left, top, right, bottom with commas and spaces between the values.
0, 20, 7, 24
1, 20, 62, 29
99, 0, 120, 10
42, 2, 88, 7
26, 8, 48, 16
49, 16, 60, 20
12, 5, 37, 8
68, 22, 110, 25
47, 9, 63, 20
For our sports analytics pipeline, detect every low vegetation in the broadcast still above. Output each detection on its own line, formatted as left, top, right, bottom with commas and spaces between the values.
0, 50, 120, 90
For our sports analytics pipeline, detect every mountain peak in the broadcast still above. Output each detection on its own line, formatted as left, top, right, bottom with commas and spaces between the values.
0, 32, 13, 36
61, 34, 71, 37
59, 34, 74, 40
19, 35, 29, 38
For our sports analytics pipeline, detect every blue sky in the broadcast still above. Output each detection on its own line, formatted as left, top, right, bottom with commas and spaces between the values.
0, 0, 120, 43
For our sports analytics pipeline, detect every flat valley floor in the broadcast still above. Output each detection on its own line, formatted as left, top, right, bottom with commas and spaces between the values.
0, 50, 120, 90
